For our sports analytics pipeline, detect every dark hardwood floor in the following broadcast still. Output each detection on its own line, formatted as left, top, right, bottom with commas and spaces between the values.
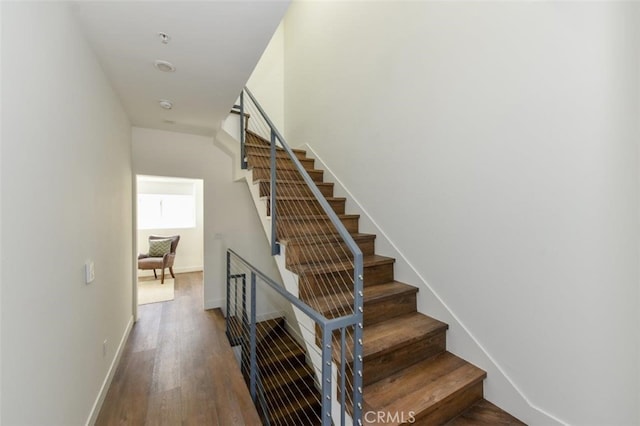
96, 272, 261, 425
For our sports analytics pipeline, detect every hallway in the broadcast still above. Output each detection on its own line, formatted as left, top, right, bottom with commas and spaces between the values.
96, 272, 260, 425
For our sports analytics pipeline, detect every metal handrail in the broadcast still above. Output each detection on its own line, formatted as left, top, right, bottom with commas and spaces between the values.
237, 87, 365, 425
227, 249, 360, 425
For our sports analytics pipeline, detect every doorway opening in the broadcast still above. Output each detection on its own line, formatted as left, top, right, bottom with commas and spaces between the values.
135, 175, 204, 306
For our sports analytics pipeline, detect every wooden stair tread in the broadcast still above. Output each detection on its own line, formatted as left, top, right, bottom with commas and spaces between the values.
278, 213, 359, 221
255, 179, 333, 187
363, 352, 486, 424
336, 312, 448, 364
257, 335, 305, 367
244, 142, 307, 156
261, 195, 346, 202
280, 232, 374, 246
249, 164, 324, 173
245, 130, 307, 153
309, 281, 417, 317
261, 362, 315, 393
445, 399, 526, 425
255, 317, 284, 340
269, 390, 320, 423
290, 254, 394, 276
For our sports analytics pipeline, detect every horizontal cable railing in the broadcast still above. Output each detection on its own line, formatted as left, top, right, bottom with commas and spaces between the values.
236, 86, 364, 424
227, 249, 361, 425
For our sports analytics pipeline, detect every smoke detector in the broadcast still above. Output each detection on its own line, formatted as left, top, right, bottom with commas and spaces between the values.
158, 32, 171, 44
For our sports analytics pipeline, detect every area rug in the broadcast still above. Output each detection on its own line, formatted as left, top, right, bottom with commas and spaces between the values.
137, 277, 175, 305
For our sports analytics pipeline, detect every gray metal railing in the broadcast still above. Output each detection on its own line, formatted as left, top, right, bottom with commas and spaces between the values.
226, 249, 362, 425
236, 86, 365, 425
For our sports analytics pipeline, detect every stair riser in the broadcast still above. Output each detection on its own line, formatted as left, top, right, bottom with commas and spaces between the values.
298, 262, 394, 300
269, 402, 321, 425
252, 167, 323, 183
314, 290, 417, 342
336, 331, 448, 409
285, 237, 375, 269
258, 350, 306, 372
362, 331, 446, 387
247, 154, 315, 171
259, 181, 334, 198
277, 217, 359, 238
246, 144, 307, 160
264, 375, 317, 403
267, 199, 345, 217
414, 381, 484, 425
263, 369, 315, 395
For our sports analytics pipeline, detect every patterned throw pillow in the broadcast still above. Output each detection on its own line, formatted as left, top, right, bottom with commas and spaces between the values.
149, 238, 172, 257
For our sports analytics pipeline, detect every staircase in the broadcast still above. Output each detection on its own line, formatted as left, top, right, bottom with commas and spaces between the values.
244, 130, 525, 425
256, 318, 321, 425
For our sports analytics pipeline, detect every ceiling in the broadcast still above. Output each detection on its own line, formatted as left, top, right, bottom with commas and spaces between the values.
72, 1, 289, 137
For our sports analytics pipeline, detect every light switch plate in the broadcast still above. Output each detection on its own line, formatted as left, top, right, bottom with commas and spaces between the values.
85, 261, 95, 284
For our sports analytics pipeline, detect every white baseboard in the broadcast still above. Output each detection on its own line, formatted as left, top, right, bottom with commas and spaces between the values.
85, 315, 134, 426
137, 265, 203, 278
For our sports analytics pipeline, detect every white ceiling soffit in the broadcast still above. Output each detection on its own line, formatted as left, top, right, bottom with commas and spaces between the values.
72, 1, 290, 137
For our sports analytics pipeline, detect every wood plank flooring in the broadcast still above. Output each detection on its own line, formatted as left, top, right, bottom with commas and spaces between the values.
95, 272, 261, 425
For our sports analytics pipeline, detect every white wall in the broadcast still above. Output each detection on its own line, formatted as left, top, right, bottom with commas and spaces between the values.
282, 2, 639, 425
1, 3, 133, 425
136, 177, 204, 277
247, 22, 285, 132
132, 127, 283, 312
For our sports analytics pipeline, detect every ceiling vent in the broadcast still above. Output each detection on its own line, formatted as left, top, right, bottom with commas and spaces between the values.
159, 100, 173, 110
154, 60, 176, 73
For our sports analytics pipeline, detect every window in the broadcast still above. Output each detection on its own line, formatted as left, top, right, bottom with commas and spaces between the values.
137, 176, 197, 230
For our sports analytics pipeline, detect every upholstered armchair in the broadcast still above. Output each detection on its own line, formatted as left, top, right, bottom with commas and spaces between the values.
138, 235, 180, 284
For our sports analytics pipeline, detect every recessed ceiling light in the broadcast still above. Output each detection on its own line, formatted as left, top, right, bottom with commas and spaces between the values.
158, 32, 171, 44
154, 60, 176, 73
159, 100, 173, 110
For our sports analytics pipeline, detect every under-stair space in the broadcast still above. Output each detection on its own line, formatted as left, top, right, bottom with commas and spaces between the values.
227, 314, 321, 425
241, 123, 525, 425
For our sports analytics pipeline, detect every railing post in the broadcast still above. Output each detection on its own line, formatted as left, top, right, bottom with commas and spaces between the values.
270, 129, 280, 256
352, 258, 365, 425
249, 271, 258, 401
321, 323, 333, 426
225, 251, 231, 338
240, 91, 247, 170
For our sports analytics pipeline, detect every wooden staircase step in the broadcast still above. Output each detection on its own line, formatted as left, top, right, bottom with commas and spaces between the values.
363, 352, 487, 426
445, 399, 526, 425
296, 255, 396, 300
276, 214, 360, 237
266, 196, 346, 217
309, 281, 417, 326
291, 254, 394, 277
268, 390, 320, 425
245, 142, 307, 160
281, 232, 375, 268
337, 312, 448, 387
257, 180, 334, 198
257, 334, 306, 369
246, 130, 306, 152
255, 317, 285, 341
251, 166, 324, 183
288, 255, 395, 302
261, 361, 316, 394
247, 152, 315, 171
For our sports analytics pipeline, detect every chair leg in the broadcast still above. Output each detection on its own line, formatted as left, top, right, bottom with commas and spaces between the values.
153, 269, 157, 279
169, 267, 175, 279
161, 268, 165, 284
